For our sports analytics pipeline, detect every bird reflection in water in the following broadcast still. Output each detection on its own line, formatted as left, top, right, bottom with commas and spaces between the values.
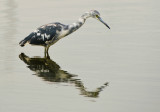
19, 53, 108, 98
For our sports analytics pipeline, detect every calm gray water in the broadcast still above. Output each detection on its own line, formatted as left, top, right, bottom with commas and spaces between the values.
0, 0, 160, 112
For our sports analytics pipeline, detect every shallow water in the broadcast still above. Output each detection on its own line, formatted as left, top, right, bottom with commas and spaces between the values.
0, 0, 160, 112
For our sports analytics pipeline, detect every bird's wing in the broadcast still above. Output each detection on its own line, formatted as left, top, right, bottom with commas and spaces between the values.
28, 23, 58, 46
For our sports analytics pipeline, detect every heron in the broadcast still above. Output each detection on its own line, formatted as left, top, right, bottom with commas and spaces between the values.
19, 10, 110, 57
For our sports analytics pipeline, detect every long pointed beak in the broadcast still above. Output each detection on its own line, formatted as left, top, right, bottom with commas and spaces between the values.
97, 16, 110, 29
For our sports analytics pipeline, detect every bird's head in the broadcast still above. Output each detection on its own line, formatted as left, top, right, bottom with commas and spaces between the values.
89, 10, 110, 29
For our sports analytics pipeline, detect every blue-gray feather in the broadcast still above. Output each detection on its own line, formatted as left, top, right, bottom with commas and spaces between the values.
19, 22, 64, 46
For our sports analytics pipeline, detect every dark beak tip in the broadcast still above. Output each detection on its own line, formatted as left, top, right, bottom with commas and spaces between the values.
97, 16, 110, 30
106, 25, 110, 29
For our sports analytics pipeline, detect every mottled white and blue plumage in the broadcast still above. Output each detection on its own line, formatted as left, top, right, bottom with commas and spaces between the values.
19, 10, 110, 57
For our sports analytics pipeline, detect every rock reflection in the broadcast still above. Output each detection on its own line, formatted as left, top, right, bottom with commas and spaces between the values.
19, 53, 108, 98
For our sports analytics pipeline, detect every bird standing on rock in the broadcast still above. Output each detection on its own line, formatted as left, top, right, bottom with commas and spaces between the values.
19, 10, 110, 57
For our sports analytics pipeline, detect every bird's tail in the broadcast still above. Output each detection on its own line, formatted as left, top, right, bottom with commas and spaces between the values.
19, 33, 34, 47
19, 39, 27, 47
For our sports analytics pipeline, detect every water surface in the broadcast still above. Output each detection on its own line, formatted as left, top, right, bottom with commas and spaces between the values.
0, 0, 160, 112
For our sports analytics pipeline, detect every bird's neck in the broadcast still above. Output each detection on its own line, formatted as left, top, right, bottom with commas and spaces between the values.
65, 12, 91, 36
66, 18, 85, 35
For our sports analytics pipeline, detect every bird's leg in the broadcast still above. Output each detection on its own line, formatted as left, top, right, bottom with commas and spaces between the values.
44, 46, 50, 59
46, 47, 50, 58
44, 47, 47, 58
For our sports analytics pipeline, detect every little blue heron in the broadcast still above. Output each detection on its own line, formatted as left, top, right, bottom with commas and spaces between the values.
19, 10, 110, 57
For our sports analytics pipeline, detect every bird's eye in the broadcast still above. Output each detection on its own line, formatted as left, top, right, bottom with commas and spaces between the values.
96, 15, 99, 18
